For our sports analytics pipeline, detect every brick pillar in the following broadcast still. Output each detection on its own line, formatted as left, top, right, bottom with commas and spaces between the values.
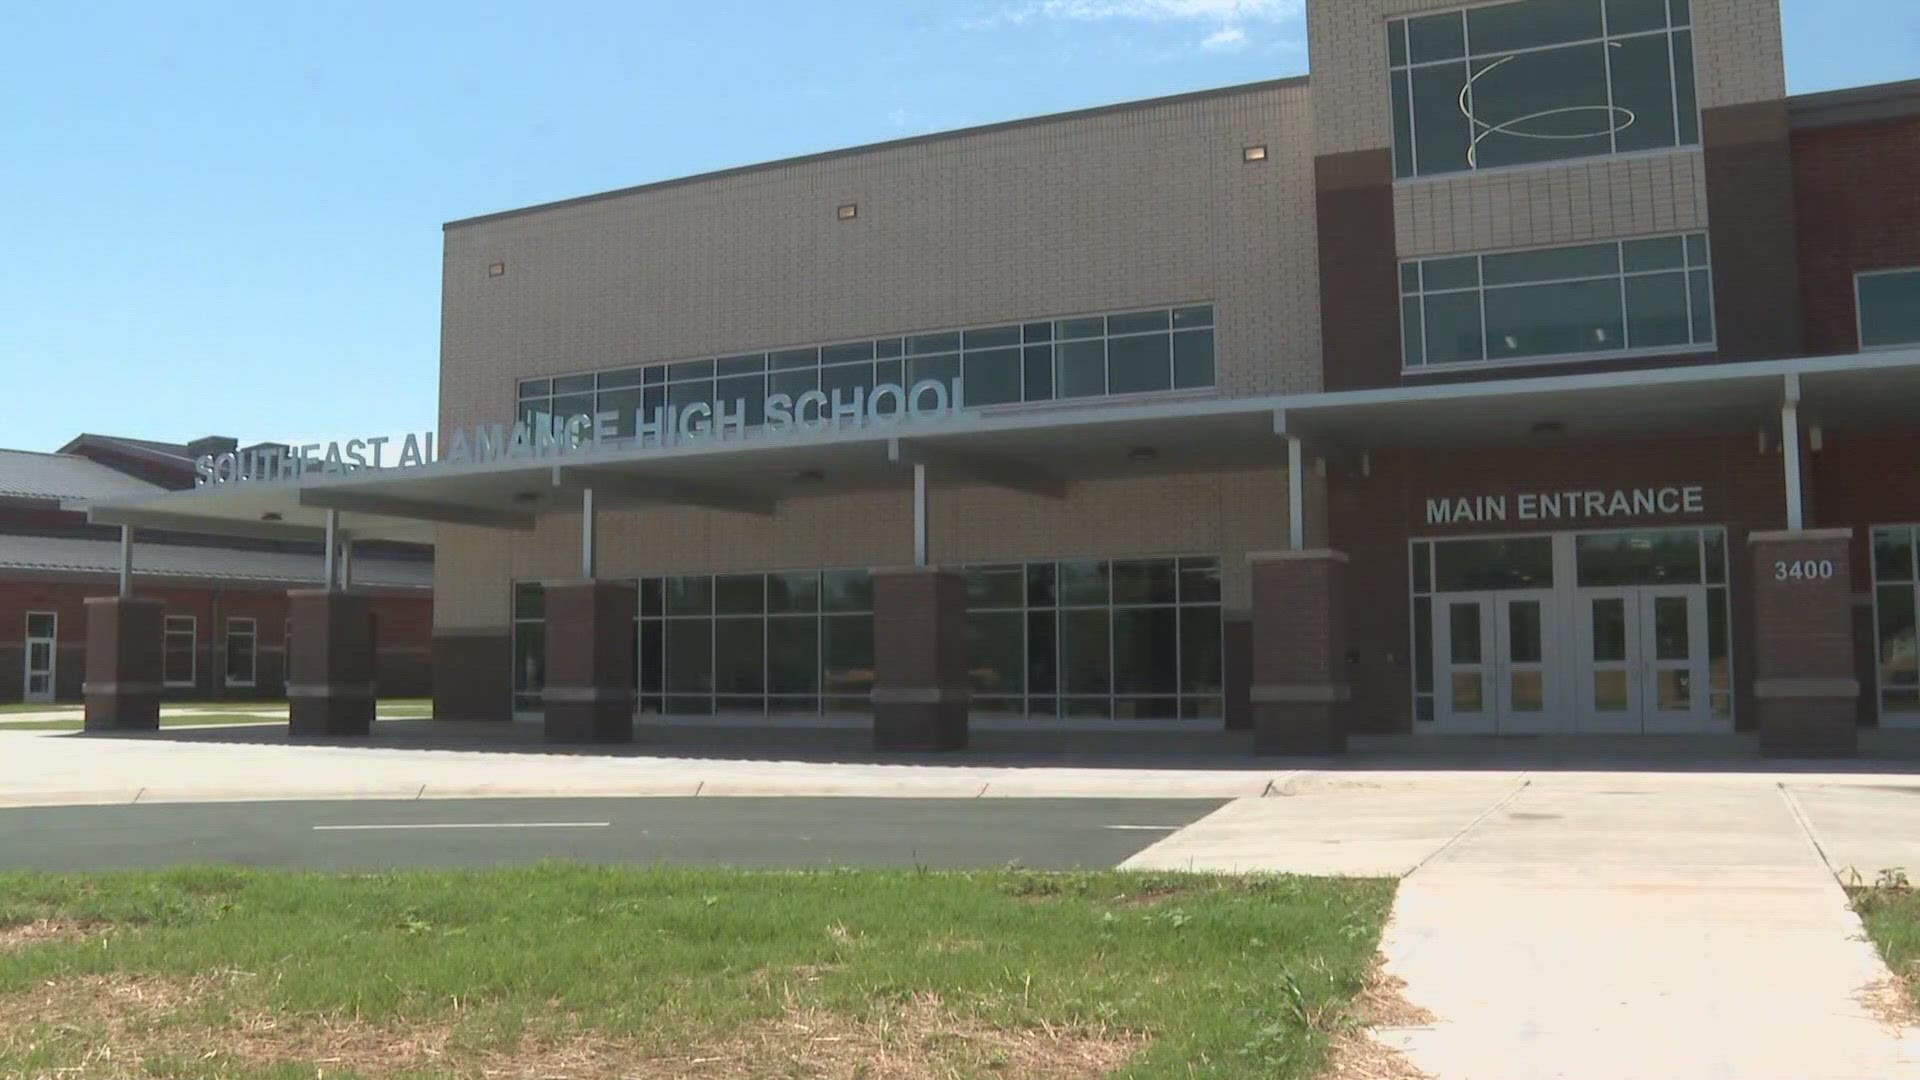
287, 590, 376, 739
542, 581, 636, 744
1249, 550, 1350, 755
432, 630, 513, 720
1223, 614, 1253, 731
1749, 529, 1859, 755
83, 596, 163, 732
871, 567, 969, 751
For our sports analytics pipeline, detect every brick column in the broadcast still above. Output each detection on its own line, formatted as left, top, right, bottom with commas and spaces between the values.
1223, 613, 1253, 731
542, 581, 636, 744
871, 567, 969, 751
1249, 550, 1350, 755
432, 630, 513, 720
287, 590, 376, 738
1749, 529, 1859, 755
82, 596, 163, 732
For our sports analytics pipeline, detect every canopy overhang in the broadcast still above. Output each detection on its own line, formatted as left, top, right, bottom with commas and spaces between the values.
77, 348, 1920, 543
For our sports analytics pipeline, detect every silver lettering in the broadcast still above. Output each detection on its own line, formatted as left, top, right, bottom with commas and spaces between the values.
831, 387, 866, 430
794, 390, 830, 431
1683, 485, 1704, 514
713, 399, 748, 440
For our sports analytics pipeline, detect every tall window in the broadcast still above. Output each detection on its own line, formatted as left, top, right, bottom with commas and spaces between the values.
1389, 0, 1699, 179
163, 616, 196, 688
516, 304, 1216, 433
512, 583, 545, 712
964, 556, 1223, 720
224, 618, 257, 688
1401, 233, 1713, 368
639, 569, 874, 716
1874, 527, 1920, 721
1858, 269, 1920, 350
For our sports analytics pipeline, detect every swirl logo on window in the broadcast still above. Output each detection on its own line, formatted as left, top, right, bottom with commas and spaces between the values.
1459, 42, 1635, 168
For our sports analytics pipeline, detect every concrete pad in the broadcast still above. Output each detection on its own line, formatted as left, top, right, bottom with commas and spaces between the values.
1786, 782, 1920, 884
1382, 780, 1920, 1079
1122, 774, 1526, 875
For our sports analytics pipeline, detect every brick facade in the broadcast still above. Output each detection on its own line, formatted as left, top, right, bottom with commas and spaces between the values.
1793, 114, 1920, 356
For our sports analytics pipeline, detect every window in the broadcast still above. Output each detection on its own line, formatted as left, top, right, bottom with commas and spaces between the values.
639, 569, 874, 716
224, 618, 257, 688
515, 304, 1216, 428
964, 556, 1223, 720
1858, 269, 1920, 350
1401, 233, 1713, 368
513, 583, 545, 712
1388, 0, 1699, 179
1874, 526, 1920, 720
163, 616, 196, 688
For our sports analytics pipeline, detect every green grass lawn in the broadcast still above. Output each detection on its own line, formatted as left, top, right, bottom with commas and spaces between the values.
0, 714, 292, 732
1851, 877, 1920, 1006
0, 699, 434, 724
0, 866, 1394, 1079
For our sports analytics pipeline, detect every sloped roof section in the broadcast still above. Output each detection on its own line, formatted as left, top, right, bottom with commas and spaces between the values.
0, 449, 166, 501
0, 534, 431, 589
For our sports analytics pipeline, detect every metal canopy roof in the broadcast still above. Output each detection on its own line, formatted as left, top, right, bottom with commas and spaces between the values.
77, 349, 1920, 544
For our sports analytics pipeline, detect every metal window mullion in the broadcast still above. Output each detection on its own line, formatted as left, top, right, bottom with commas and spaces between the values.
1599, 0, 1618, 156
1393, 24, 1675, 73
1476, 255, 1491, 362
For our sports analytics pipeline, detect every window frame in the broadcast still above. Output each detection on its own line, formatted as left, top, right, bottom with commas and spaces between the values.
223, 617, 258, 689
1872, 525, 1920, 726
513, 303, 1218, 430
162, 615, 197, 689
1855, 267, 1920, 352
1387, 0, 1703, 181
1400, 231, 1714, 372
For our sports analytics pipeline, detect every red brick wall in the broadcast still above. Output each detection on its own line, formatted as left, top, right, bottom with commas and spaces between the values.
1793, 114, 1920, 356
0, 579, 431, 703
1327, 434, 1790, 734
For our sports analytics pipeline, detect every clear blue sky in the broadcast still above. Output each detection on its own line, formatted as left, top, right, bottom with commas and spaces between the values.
5, 1, 1915, 453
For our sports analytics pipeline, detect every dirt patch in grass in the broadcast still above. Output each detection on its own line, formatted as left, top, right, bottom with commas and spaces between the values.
1321, 959, 1435, 1080
0, 918, 109, 949
0, 974, 1143, 1079
1858, 973, 1920, 1031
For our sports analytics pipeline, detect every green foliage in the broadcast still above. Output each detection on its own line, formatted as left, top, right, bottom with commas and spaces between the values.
0, 865, 1394, 1079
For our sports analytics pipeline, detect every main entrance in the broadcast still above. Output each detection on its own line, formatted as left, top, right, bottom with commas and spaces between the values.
1414, 529, 1732, 735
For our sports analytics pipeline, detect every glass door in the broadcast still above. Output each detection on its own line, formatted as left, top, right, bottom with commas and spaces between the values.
24, 612, 55, 703
1497, 592, 1565, 734
1642, 588, 1711, 733
1576, 591, 1641, 734
1433, 595, 1497, 734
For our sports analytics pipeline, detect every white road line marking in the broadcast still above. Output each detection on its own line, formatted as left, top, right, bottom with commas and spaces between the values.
1105, 825, 1182, 831
313, 822, 612, 832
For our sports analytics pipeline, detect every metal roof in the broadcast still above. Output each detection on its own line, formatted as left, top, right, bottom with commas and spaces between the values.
0, 449, 166, 501
0, 533, 431, 589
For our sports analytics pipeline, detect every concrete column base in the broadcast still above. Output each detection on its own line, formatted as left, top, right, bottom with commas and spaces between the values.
542, 581, 636, 744
288, 590, 375, 739
1749, 530, 1859, 756
1250, 551, 1350, 755
871, 567, 969, 751
82, 596, 163, 732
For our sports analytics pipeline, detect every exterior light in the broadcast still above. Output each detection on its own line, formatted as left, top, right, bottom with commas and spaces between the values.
1127, 446, 1159, 463
488, 261, 506, 278
837, 204, 858, 220
1242, 145, 1268, 163
260, 512, 283, 522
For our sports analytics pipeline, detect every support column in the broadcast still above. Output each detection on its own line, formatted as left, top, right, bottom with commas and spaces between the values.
1748, 529, 1858, 755
871, 566, 969, 751
82, 596, 163, 731
287, 589, 376, 738
541, 580, 636, 744
1249, 550, 1350, 755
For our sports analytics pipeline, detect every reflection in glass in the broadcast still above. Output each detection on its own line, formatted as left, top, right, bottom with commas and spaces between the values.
1062, 610, 1111, 695
1452, 673, 1485, 713
967, 612, 1024, 694
1449, 602, 1483, 664
1657, 669, 1691, 710
1114, 608, 1179, 694
1508, 601, 1543, 663
1594, 670, 1630, 712
1591, 598, 1627, 663
1653, 596, 1691, 661
1511, 671, 1545, 712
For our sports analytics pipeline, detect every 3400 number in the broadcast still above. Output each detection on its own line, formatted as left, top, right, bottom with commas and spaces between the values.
1774, 560, 1836, 582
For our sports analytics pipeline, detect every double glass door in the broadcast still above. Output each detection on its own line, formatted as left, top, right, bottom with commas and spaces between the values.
1575, 588, 1711, 733
1433, 591, 1562, 734
24, 612, 55, 703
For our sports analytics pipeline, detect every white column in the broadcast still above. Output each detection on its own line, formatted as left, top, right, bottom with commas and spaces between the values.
323, 510, 339, 591
913, 463, 929, 567
1782, 373, 1804, 532
581, 486, 597, 579
118, 525, 133, 597
1287, 435, 1305, 551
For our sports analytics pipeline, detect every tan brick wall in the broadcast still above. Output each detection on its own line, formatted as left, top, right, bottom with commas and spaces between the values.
432, 468, 1291, 629
1308, 0, 1783, 259
1393, 150, 1709, 257
439, 80, 1320, 442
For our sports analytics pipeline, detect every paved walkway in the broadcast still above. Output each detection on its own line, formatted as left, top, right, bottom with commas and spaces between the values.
1126, 772, 1920, 1079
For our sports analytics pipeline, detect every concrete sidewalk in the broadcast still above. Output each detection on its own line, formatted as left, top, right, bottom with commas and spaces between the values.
1127, 774, 1920, 1079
